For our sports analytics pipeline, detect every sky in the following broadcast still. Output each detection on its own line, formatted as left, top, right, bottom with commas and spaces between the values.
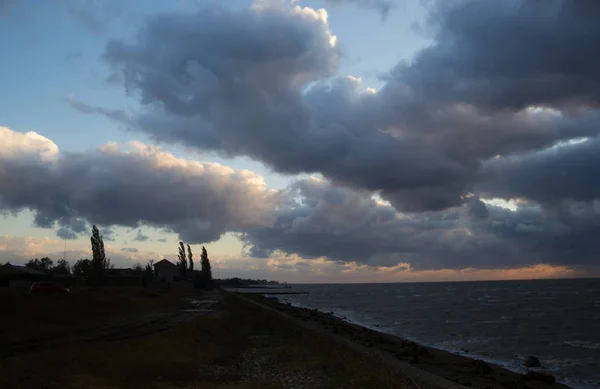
0, 0, 599, 283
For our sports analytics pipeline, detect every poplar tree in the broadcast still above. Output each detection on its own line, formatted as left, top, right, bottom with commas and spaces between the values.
200, 246, 212, 288
91, 225, 107, 275
178, 241, 187, 277
187, 244, 194, 272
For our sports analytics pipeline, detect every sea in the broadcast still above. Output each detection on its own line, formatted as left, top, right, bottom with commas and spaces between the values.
267, 279, 600, 389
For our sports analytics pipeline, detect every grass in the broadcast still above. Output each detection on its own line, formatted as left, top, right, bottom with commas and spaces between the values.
0, 292, 414, 389
0, 286, 189, 344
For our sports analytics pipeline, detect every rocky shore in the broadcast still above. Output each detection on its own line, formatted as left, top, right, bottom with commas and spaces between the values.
245, 294, 572, 389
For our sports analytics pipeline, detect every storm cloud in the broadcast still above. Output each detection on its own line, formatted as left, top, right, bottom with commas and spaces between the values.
479, 137, 600, 207
5, 0, 600, 273
242, 179, 512, 270
2, 125, 599, 271
400, 0, 600, 111
74, 0, 600, 213
0, 126, 278, 244
242, 178, 600, 269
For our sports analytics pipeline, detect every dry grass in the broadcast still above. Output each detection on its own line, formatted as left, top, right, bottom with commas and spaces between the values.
0, 286, 190, 344
0, 293, 413, 389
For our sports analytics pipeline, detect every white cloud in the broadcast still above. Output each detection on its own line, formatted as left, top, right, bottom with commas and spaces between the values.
0, 126, 59, 162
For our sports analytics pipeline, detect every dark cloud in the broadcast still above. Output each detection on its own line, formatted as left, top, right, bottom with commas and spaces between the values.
479, 136, 600, 207
402, 0, 600, 111
467, 198, 489, 220
2, 125, 599, 272
324, 0, 395, 19
56, 227, 78, 240
0, 127, 277, 244
101, 227, 116, 242
133, 229, 150, 242
486, 202, 600, 267
476, 135, 600, 261
242, 178, 600, 270
121, 247, 139, 253
241, 178, 516, 270
66, 97, 130, 123
89, 3, 470, 211
7, 1, 600, 273
75, 0, 600, 214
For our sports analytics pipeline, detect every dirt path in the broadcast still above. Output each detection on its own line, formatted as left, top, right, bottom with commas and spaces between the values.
1, 290, 223, 358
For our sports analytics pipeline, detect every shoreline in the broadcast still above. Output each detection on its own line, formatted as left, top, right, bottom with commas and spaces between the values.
281, 298, 532, 380
242, 293, 573, 389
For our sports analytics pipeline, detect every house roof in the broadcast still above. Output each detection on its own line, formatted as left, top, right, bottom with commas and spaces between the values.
154, 259, 176, 267
1, 264, 48, 275
109, 268, 136, 277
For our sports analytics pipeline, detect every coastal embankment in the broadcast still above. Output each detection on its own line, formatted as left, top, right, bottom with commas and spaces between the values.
0, 287, 437, 388
239, 293, 572, 389
0, 286, 573, 388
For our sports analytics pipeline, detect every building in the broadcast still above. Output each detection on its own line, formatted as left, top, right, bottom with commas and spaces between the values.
0, 264, 51, 288
103, 268, 142, 286
153, 259, 179, 282
108, 268, 136, 277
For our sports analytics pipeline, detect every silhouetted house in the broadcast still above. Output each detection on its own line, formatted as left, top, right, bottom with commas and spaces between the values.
153, 259, 178, 282
108, 268, 136, 277
103, 268, 141, 286
0, 264, 50, 288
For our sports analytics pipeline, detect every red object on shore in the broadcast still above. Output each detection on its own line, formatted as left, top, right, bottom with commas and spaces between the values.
30, 281, 70, 294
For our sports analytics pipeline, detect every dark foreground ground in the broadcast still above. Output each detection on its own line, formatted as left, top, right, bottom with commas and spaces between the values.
0, 287, 572, 389
0, 287, 423, 389
248, 294, 572, 389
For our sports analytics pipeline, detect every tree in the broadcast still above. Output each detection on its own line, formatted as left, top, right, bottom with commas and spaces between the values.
54, 259, 71, 275
144, 260, 154, 281
187, 244, 194, 272
178, 241, 187, 278
200, 246, 212, 288
25, 258, 39, 270
90, 225, 108, 276
131, 263, 144, 275
26, 257, 53, 271
73, 259, 92, 277
144, 260, 154, 276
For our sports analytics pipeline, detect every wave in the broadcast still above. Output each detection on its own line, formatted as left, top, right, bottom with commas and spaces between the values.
564, 340, 600, 349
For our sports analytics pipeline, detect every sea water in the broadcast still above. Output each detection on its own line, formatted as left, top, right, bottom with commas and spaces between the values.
271, 279, 600, 389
